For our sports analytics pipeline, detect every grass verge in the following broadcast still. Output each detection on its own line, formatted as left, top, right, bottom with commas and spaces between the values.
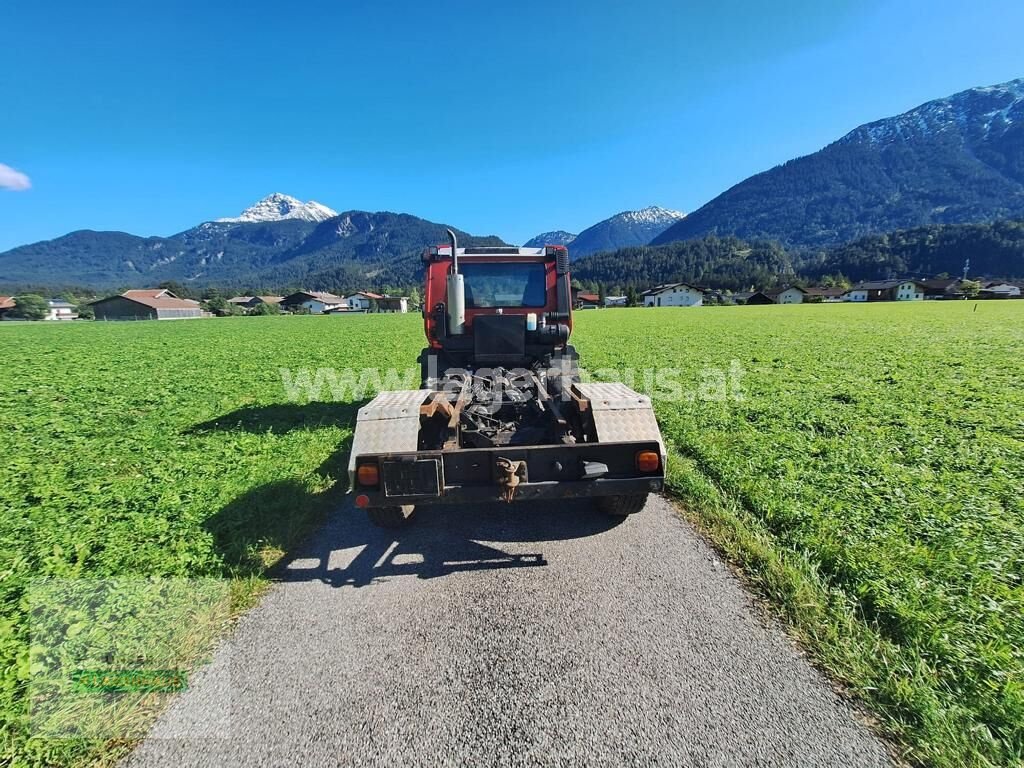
664, 450, 1015, 768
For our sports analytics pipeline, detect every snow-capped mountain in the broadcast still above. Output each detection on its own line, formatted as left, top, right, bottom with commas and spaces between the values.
522, 230, 577, 248
613, 206, 687, 227
655, 77, 1024, 248
840, 78, 1024, 146
216, 193, 339, 224
568, 206, 686, 258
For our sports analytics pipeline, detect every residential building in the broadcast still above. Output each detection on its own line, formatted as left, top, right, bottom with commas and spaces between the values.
844, 280, 925, 302
642, 283, 703, 307
575, 292, 601, 309
345, 291, 384, 311
280, 291, 347, 314
46, 300, 78, 320
764, 286, 806, 304
91, 289, 203, 320
0, 297, 14, 320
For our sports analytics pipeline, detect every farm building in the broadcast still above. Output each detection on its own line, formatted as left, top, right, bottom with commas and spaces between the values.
734, 291, 774, 305
764, 286, 806, 304
227, 296, 284, 309
575, 292, 601, 309
804, 287, 846, 303
642, 283, 703, 307
919, 278, 964, 299
91, 289, 203, 320
46, 300, 78, 321
980, 282, 1021, 299
375, 296, 409, 313
0, 297, 14, 319
603, 295, 627, 307
845, 280, 925, 302
280, 291, 347, 314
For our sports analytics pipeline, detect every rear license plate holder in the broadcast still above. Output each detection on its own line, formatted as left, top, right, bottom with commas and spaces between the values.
382, 459, 442, 497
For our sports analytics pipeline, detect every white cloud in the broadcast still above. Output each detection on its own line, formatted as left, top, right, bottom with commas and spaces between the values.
0, 163, 31, 191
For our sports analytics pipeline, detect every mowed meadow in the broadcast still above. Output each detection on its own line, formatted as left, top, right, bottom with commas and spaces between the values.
1, 302, 1022, 767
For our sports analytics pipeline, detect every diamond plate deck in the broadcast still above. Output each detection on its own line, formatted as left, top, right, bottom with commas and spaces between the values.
574, 382, 665, 459
357, 389, 432, 421
348, 390, 431, 478
574, 382, 653, 411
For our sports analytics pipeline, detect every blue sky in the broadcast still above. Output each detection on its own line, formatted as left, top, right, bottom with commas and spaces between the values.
1, 0, 1023, 251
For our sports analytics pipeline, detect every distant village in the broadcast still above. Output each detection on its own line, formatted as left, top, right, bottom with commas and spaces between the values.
0, 289, 411, 321
0, 276, 1020, 321
577, 277, 1023, 309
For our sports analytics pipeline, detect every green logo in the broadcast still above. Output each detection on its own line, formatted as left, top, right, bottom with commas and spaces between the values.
70, 669, 188, 693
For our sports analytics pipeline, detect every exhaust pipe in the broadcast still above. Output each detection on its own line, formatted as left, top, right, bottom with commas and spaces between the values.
445, 228, 465, 335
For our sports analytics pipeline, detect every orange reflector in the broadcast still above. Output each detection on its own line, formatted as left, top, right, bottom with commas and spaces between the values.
356, 463, 379, 487
636, 450, 660, 473
354, 494, 370, 508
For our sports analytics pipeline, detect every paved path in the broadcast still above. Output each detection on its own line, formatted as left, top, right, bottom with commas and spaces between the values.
126, 496, 892, 767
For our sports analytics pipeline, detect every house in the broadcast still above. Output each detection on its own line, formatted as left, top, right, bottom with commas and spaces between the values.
804, 287, 846, 303
576, 292, 601, 309
642, 283, 703, 307
603, 295, 627, 307
764, 286, 806, 304
91, 289, 203, 320
280, 291, 347, 314
344, 291, 384, 311
919, 278, 963, 299
980, 282, 1022, 299
46, 300, 78, 321
844, 280, 925, 302
0, 297, 14, 319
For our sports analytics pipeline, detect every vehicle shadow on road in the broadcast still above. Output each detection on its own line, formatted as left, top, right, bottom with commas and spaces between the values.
279, 498, 625, 588
192, 400, 623, 585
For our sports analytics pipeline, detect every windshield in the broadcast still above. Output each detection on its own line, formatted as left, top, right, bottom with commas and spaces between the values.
461, 262, 547, 308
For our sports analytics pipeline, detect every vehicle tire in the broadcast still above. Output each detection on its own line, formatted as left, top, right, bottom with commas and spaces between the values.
367, 505, 416, 528
596, 494, 648, 517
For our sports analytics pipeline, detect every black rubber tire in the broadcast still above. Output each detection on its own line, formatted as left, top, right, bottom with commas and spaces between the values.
596, 494, 648, 517
367, 505, 416, 528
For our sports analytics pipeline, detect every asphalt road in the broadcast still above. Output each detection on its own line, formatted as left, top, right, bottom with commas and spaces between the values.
126, 495, 893, 767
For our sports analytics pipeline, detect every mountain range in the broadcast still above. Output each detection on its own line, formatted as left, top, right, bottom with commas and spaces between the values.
0, 198, 683, 291
0, 205, 506, 292
522, 207, 686, 258
3, 77, 1024, 291
653, 78, 1024, 249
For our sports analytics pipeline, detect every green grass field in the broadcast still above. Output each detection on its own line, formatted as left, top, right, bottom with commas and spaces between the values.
1, 303, 1022, 767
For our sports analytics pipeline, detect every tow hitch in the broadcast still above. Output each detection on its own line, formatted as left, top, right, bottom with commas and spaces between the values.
495, 457, 527, 502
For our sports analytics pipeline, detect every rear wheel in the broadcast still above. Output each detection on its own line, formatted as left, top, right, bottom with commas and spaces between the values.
367, 505, 416, 528
596, 494, 648, 517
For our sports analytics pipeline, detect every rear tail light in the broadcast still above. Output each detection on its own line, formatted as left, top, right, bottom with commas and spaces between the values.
356, 462, 380, 488
635, 450, 661, 473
